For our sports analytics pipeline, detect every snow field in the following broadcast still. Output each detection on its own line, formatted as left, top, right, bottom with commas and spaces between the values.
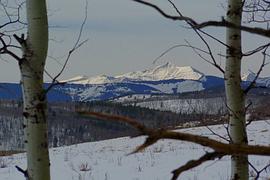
0, 120, 269, 180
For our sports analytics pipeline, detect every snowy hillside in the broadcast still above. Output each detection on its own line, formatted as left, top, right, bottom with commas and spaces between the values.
1, 120, 269, 180
63, 62, 204, 84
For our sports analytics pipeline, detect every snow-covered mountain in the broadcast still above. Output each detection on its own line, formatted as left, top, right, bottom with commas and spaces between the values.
63, 62, 204, 85
61, 75, 117, 85
52, 79, 205, 101
1, 63, 269, 102
115, 62, 204, 81
52, 63, 223, 101
242, 72, 270, 87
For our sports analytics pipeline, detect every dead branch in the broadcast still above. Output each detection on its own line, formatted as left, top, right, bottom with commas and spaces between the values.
245, 101, 254, 126
223, 123, 233, 142
184, 40, 224, 74
132, 0, 270, 38
78, 111, 270, 179
153, 44, 211, 64
0, 35, 22, 62
242, 42, 270, 56
78, 111, 270, 156
171, 152, 225, 180
243, 0, 270, 23
166, 0, 225, 74
0, 2, 26, 62
131, 0, 197, 24
0, 1, 25, 30
205, 125, 230, 142
249, 161, 270, 180
15, 166, 29, 180
244, 47, 268, 94
45, 0, 89, 93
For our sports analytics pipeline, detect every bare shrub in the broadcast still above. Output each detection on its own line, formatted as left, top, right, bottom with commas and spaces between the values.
0, 157, 9, 168
79, 162, 91, 172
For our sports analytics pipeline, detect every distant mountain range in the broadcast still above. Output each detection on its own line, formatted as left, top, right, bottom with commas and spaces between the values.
0, 62, 269, 102
61, 62, 204, 84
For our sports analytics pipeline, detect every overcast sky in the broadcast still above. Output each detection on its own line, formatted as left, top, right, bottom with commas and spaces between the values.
0, 0, 269, 82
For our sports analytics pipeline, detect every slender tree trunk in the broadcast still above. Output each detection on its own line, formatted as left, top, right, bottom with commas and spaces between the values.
20, 0, 50, 179
225, 0, 249, 179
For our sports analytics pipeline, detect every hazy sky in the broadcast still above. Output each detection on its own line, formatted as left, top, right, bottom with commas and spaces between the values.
0, 0, 269, 82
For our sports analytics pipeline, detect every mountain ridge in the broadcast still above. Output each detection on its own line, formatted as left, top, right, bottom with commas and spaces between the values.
62, 62, 204, 85
0, 63, 269, 102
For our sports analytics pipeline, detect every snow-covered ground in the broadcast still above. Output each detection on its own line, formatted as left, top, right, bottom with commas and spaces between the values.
0, 120, 269, 180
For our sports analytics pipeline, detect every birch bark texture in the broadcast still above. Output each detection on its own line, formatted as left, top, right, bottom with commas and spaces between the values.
225, 0, 248, 179
20, 0, 50, 179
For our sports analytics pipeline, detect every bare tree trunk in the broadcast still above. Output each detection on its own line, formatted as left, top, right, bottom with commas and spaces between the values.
20, 0, 50, 179
225, 0, 249, 179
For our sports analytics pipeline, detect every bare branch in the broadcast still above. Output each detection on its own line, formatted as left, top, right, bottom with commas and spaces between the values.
244, 47, 268, 94
171, 152, 225, 180
205, 125, 230, 142
245, 101, 254, 126
249, 161, 270, 180
223, 123, 233, 142
184, 40, 225, 73
153, 44, 211, 64
45, 0, 89, 93
166, 0, 225, 74
0, 1, 26, 30
242, 42, 270, 56
77, 111, 270, 156
132, 0, 270, 38
0, 35, 22, 62
15, 166, 29, 179
132, 0, 197, 24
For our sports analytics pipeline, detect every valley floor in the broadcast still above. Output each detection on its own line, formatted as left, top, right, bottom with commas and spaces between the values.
0, 120, 269, 180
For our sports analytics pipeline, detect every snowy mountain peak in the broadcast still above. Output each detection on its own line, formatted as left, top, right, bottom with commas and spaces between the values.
62, 75, 115, 85
116, 62, 204, 81
63, 62, 204, 84
61, 75, 89, 83
242, 72, 270, 87
242, 71, 256, 81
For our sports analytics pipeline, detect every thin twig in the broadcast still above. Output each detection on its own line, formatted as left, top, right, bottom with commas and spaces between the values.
244, 47, 268, 94
15, 166, 29, 180
77, 111, 270, 156
167, 0, 225, 74
132, 0, 270, 38
171, 152, 225, 180
45, 0, 89, 93
205, 125, 230, 142
153, 44, 211, 64
249, 161, 270, 180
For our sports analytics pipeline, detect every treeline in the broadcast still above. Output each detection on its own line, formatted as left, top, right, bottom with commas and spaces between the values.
119, 85, 270, 104
1, 93, 269, 151
0, 100, 211, 151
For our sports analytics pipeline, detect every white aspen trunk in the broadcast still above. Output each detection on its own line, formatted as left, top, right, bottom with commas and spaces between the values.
225, 0, 249, 179
20, 0, 50, 179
